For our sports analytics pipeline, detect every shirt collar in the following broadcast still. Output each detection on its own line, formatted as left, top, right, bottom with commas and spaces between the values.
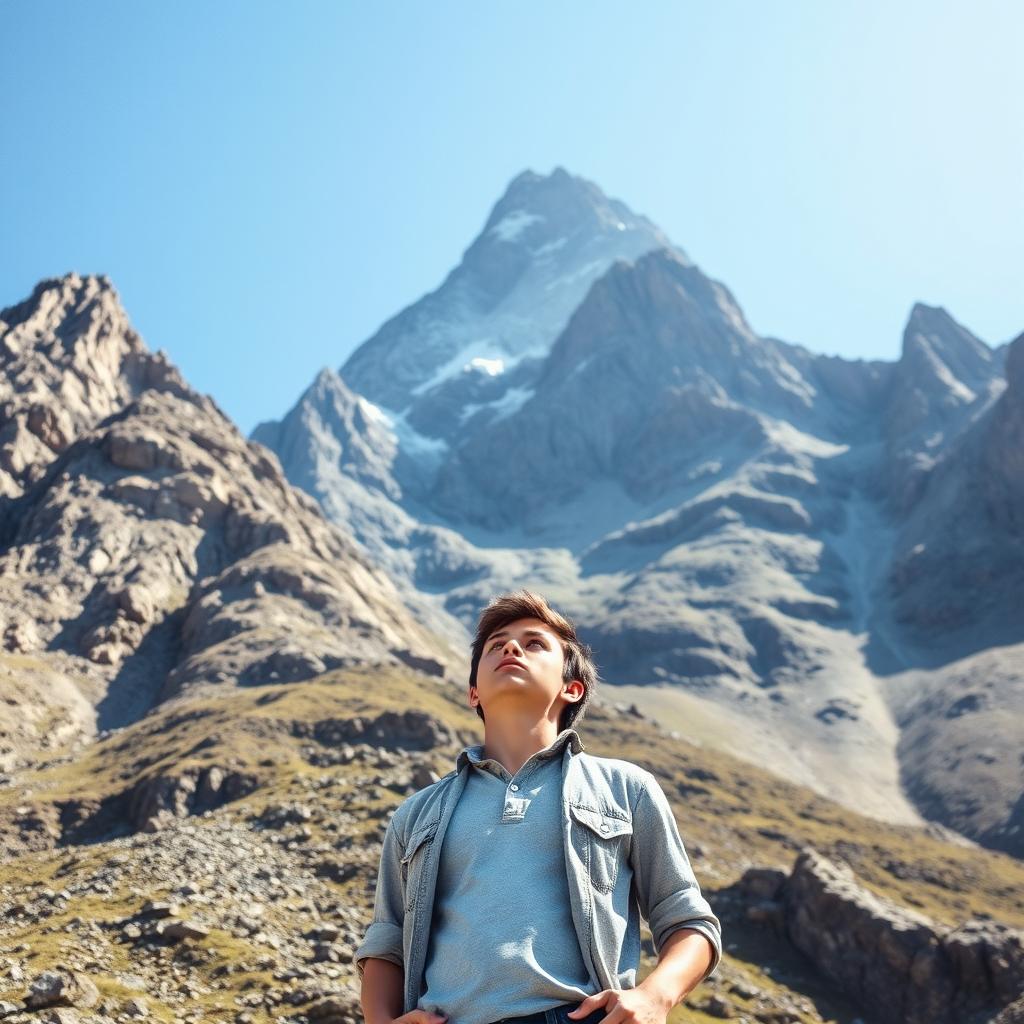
456, 726, 584, 773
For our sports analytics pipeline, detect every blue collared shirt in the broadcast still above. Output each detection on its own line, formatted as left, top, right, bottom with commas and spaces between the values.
419, 729, 592, 1024
356, 727, 722, 1013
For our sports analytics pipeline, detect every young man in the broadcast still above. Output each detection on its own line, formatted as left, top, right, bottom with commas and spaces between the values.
357, 591, 722, 1024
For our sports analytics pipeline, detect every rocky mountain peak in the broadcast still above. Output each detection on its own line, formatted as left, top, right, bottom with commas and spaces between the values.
882, 303, 1001, 477
335, 167, 681, 422
0, 272, 194, 499
251, 366, 398, 500
452, 165, 682, 320
473, 165, 678, 269
542, 245, 808, 418
897, 303, 995, 397
2, 272, 136, 362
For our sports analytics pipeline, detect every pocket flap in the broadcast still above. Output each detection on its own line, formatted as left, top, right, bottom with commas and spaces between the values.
569, 803, 633, 839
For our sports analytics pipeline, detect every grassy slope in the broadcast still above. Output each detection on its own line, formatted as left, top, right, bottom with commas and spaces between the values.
1, 667, 1022, 1024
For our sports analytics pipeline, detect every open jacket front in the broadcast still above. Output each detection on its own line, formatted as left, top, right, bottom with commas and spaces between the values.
355, 730, 723, 1014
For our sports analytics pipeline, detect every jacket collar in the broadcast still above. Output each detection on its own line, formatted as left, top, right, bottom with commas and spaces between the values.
456, 726, 585, 773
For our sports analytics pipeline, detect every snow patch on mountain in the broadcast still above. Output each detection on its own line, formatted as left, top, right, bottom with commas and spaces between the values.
352, 399, 449, 467
761, 419, 848, 459
357, 395, 390, 425
533, 236, 568, 258
410, 341, 512, 396
490, 210, 544, 243
467, 356, 505, 376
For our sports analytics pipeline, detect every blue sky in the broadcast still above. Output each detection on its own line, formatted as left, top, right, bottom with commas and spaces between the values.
2, 1, 1021, 435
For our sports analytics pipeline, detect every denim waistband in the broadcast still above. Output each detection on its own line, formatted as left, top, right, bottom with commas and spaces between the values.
489, 1003, 608, 1024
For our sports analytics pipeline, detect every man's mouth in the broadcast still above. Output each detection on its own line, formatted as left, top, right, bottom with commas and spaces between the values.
498, 658, 526, 670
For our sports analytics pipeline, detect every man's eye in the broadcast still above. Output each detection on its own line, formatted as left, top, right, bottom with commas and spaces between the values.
487, 637, 545, 651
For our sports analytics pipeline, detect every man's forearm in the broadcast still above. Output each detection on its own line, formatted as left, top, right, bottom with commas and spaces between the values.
361, 957, 405, 1024
636, 927, 714, 1007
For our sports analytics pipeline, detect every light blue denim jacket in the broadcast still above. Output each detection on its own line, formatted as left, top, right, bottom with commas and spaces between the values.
355, 729, 723, 1013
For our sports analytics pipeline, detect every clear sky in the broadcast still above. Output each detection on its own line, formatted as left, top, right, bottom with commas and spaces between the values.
2, 1, 1021, 435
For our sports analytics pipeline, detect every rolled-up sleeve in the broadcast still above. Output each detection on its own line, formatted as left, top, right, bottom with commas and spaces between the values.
355, 813, 406, 975
629, 773, 723, 983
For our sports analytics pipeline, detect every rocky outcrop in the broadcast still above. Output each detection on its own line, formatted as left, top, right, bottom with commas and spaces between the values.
127, 765, 261, 833
24, 969, 100, 1011
298, 710, 456, 752
737, 848, 1024, 1024
886, 644, 1024, 860
0, 272, 194, 500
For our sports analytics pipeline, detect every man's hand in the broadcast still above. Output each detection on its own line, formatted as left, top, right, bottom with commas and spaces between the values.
393, 1014, 447, 1024
566, 987, 672, 1024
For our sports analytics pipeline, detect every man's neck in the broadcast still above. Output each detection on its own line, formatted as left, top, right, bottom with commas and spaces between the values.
482, 713, 564, 776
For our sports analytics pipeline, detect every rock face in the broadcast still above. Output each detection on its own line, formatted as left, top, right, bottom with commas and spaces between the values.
127, 765, 260, 834
738, 848, 1024, 1024
252, 167, 1024, 854
0, 273, 462, 775
428, 247, 825, 525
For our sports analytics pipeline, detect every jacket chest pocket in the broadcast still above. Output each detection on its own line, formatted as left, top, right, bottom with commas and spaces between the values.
401, 823, 437, 911
569, 803, 633, 894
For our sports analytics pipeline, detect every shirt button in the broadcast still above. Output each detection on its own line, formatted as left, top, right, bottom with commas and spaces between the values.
509, 784, 519, 792
599, 823, 609, 833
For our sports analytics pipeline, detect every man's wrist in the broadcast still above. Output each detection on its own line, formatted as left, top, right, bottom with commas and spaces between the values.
635, 975, 676, 1012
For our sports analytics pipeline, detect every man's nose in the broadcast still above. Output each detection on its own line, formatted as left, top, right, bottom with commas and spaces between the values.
502, 638, 523, 655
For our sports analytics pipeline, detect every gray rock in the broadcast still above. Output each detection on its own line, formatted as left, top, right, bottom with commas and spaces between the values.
742, 847, 1024, 1024
25, 969, 100, 1010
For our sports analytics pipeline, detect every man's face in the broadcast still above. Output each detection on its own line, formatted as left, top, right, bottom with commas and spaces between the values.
469, 616, 584, 724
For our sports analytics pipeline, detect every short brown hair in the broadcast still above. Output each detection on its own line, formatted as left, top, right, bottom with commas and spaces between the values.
469, 590, 598, 731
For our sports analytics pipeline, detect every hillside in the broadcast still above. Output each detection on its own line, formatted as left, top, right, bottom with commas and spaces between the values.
2, 664, 1023, 1024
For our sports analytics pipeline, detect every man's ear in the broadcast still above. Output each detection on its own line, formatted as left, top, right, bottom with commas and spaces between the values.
562, 679, 585, 703
468, 684, 479, 708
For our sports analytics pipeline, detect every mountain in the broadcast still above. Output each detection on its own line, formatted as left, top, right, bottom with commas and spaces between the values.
254, 167, 1023, 859
338, 166, 677, 453
0, 273, 461, 776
